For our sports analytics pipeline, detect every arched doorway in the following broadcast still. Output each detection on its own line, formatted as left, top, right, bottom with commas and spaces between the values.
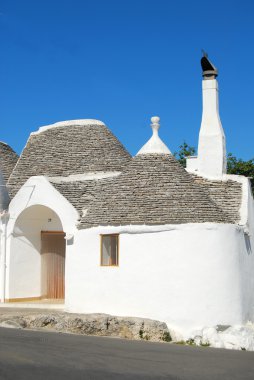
8, 205, 66, 302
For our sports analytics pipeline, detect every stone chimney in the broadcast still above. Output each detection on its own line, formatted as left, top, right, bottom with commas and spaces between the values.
197, 53, 227, 177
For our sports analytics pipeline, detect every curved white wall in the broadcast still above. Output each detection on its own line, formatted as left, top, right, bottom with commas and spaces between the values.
8, 176, 79, 234
65, 223, 254, 335
7, 205, 63, 300
242, 179, 254, 321
4, 176, 79, 301
3, 174, 254, 336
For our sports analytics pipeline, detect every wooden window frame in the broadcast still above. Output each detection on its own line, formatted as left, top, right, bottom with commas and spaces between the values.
100, 234, 119, 267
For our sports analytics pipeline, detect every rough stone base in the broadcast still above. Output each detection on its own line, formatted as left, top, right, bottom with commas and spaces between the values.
1, 309, 254, 351
0, 311, 171, 343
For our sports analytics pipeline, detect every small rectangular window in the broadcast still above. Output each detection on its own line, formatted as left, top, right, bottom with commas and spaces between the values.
101, 234, 119, 266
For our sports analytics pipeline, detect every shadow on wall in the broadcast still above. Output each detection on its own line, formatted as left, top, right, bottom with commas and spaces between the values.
244, 233, 252, 255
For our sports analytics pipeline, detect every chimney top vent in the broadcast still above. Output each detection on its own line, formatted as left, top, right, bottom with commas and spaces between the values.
201, 51, 218, 79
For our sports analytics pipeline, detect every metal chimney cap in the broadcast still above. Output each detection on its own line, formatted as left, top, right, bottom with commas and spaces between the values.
201, 52, 218, 79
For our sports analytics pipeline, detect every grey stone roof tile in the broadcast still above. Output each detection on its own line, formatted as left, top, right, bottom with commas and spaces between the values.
0, 142, 19, 183
190, 174, 242, 223
7, 123, 131, 198
51, 179, 102, 217
52, 154, 240, 229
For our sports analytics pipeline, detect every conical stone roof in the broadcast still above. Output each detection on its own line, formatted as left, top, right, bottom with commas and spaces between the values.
7, 120, 131, 198
78, 153, 230, 229
0, 142, 19, 183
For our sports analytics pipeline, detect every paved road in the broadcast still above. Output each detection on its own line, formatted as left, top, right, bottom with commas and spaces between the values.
0, 327, 253, 380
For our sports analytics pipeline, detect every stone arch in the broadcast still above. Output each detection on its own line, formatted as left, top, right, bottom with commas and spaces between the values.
7, 204, 65, 302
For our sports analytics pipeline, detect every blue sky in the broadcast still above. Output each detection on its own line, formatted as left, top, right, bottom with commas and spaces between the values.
0, 0, 253, 159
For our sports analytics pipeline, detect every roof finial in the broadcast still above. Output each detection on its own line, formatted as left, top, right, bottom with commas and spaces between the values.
136, 116, 171, 155
151, 116, 160, 134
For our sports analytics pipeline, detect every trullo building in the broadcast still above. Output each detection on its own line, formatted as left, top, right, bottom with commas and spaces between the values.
0, 56, 253, 336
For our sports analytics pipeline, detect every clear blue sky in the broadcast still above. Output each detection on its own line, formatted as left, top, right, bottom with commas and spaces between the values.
0, 0, 253, 159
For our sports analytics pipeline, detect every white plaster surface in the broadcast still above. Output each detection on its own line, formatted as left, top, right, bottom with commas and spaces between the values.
7, 176, 79, 233
3, 176, 79, 301
0, 214, 8, 302
198, 79, 226, 177
65, 223, 254, 335
186, 156, 198, 173
0, 173, 253, 338
191, 324, 254, 351
0, 167, 10, 301
31, 119, 105, 135
8, 205, 63, 299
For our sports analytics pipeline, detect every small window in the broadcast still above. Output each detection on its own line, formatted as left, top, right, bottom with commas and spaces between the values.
101, 234, 119, 266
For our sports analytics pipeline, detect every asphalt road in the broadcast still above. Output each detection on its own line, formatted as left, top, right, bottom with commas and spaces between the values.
0, 327, 254, 380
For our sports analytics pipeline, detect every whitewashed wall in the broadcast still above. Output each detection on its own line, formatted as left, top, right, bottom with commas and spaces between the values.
8, 205, 63, 299
0, 217, 7, 302
7, 176, 78, 234
65, 223, 254, 336
3, 174, 254, 338
4, 176, 79, 300
241, 178, 254, 321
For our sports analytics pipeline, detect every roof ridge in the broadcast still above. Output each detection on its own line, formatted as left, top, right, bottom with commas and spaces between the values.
31, 119, 105, 135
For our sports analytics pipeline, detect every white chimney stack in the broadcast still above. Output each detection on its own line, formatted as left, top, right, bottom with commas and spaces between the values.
197, 54, 226, 178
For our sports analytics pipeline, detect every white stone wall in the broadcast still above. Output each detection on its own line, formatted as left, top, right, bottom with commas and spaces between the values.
7, 176, 79, 234
2, 174, 254, 338
0, 217, 7, 301
7, 205, 63, 299
65, 223, 254, 335
3, 176, 79, 301
241, 179, 254, 321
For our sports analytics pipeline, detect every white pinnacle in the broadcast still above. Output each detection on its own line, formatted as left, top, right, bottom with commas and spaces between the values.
137, 116, 171, 155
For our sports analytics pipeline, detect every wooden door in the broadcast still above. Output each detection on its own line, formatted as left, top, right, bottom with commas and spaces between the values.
41, 231, 66, 299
